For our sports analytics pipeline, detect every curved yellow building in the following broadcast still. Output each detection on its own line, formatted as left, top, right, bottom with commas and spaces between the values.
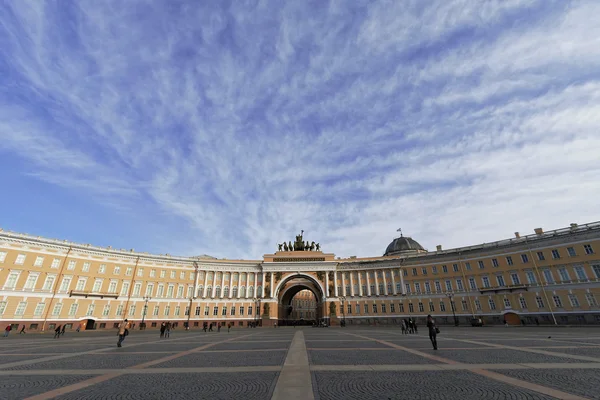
1, 222, 599, 332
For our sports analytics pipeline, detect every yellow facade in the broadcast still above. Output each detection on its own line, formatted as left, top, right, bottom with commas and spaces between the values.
1, 222, 599, 331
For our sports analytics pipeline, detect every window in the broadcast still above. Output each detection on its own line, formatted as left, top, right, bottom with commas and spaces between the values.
574, 266, 588, 281
170, 271, 176, 279
372, 304, 378, 313
474, 299, 482, 310
390, 303, 395, 313
128, 304, 136, 316
133, 283, 141, 296
439, 301, 446, 312
42, 276, 55, 291
558, 268, 570, 282
584, 244, 594, 255
126, 267, 133, 276
15, 301, 28, 315
175, 306, 180, 316
149, 269, 156, 278
432, 266, 438, 274
167, 285, 174, 298
92, 280, 102, 292
414, 283, 421, 293
453, 264, 459, 272
435, 281, 442, 292
442, 265, 448, 273
465, 262, 471, 270
146, 284, 154, 296
506, 256, 513, 266
153, 306, 160, 316
67, 260, 76, 270
496, 275, 506, 287
429, 302, 435, 312
418, 302, 424, 312
536, 296, 545, 308
488, 299, 496, 310
551, 249, 560, 259
445, 280, 452, 291
553, 295, 563, 308
160, 270, 166, 278
503, 298, 511, 308
222, 306, 227, 316
510, 273, 520, 285
108, 281, 117, 293
585, 293, 597, 306
424, 282, 431, 293
50, 258, 60, 268
568, 294, 580, 307
381, 304, 387, 313
34, 302, 45, 316
0, 251, 6, 263
521, 254, 529, 263
4, 271, 20, 288
378, 284, 384, 294
230, 306, 236, 316
82, 262, 90, 272
34, 256, 44, 267
114, 266, 121, 275
116, 305, 123, 316
543, 270, 554, 284
69, 303, 79, 316
478, 261, 485, 269
87, 304, 96, 315
103, 305, 111, 316
492, 259, 499, 267
455, 279, 464, 291
421, 267, 428, 275
223, 286, 230, 297
204, 306, 210, 316
177, 286, 183, 298
405, 283, 411, 294
594, 264, 600, 279
537, 251, 545, 261
408, 303, 414, 313
180, 271, 185, 279
213, 306, 218, 316
482, 277, 490, 288
24, 273, 39, 290
399, 303, 404, 312
98, 264, 106, 274
15, 254, 26, 265
519, 297, 527, 309
165, 306, 171, 316
461, 300, 468, 311
526, 271, 537, 284
232, 287, 238, 297
121, 282, 130, 295
468, 278, 476, 290
567, 247, 577, 257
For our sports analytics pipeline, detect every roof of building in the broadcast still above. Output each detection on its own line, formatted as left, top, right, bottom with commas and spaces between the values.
383, 236, 425, 256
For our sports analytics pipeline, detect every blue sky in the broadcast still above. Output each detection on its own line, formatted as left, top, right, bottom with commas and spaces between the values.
1, 0, 599, 259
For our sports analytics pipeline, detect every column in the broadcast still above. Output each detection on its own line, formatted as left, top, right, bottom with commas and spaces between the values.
392, 269, 397, 295
270, 272, 274, 298
350, 272, 355, 296
334, 271, 339, 297
229, 273, 234, 299
212, 271, 217, 298
194, 268, 200, 298
237, 273, 242, 299
374, 271, 380, 295
366, 272, 371, 296
342, 272, 347, 296
325, 272, 330, 297
358, 272, 363, 296
262, 272, 266, 298
250, 272, 256, 298
203, 270, 208, 297
220, 272, 226, 298
400, 269, 406, 294
382, 270, 388, 295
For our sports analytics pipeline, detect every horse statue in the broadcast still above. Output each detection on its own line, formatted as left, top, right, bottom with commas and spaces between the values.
283, 242, 289, 251
316, 243, 321, 251
310, 241, 315, 251
278, 243, 283, 251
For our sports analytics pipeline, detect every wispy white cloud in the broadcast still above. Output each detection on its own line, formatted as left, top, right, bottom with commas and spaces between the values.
0, 0, 599, 259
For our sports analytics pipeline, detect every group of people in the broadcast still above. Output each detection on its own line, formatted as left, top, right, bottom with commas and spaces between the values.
53, 324, 67, 338
202, 322, 233, 332
160, 321, 173, 338
401, 318, 419, 334
401, 315, 439, 350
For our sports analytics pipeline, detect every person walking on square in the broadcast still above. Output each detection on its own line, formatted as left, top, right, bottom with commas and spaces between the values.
227, 323, 231, 333
160, 322, 166, 338
427, 315, 438, 350
413, 320, 418, 334
208, 323, 213, 332
19, 325, 26, 334
117, 319, 131, 347
61, 324, 66, 337
203, 322, 208, 332
165, 322, 171, 338
54, 325, 62, 338
217, 323, 221, 333
3, 325, 11, 337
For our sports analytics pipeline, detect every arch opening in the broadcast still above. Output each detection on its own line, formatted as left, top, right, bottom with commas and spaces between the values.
275, 273, 325, 326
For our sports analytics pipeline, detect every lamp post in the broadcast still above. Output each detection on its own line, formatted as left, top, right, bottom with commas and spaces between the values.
141, 296, 151, 330
447, 293, 459, 326
340, 296, 346, 327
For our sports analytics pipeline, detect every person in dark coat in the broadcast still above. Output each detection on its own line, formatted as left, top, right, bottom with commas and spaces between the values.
426, 314, 438, 350
54, 325, 62, 339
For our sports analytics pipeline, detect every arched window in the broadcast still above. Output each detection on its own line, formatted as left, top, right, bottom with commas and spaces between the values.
240, 286, 246, 297
206, 285, 212, 297
248, 286, 254, 297
256, 285, 262, 297
232, 286, 238, 297
223, 286, 229, 297
197, 285, 203, 298
215, 286, 221, 297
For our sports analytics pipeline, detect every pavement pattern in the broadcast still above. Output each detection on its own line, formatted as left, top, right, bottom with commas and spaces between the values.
1, 326, 600, 399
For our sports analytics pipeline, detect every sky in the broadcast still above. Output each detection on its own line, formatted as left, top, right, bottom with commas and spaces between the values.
1, 0, 599, 260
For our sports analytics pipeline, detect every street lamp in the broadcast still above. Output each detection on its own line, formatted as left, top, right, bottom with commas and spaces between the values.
141, 296, 151, 330
340, 296, 346, 327
447, 293, 459, 326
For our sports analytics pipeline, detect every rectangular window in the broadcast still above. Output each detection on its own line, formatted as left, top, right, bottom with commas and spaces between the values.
468, 278, 476, 289
69, 303, 78, 316
408, 303, 414, 313
146, 284, 154, 297
34, 302, 45, 316
213, 306, 218, 316
445, 280, 452, 291
116, 305, 123, 316
585, 293, 597, 306
521, 254, 529, 263
492, 258, 499, 267
465, 262, 471, 271
153, 306, 160, 316
42, 276, 55, 291
24, 273, 39, 289
390, 303, 395, 313
478, 261, 485, 269
503, 298, 511, 308
175, 306, 180, 316
103, 305, 111, 316
399, 303, 404, 312
593, 264, 600, 279
355, 304, 360, 314
574, 266, 587, 281
137, 268, 144, 277
442, 265, 448, 273
378, 284, 384, 294
453, 264, 459, 272
543, 270, 554, 284
519, 297, 527, 308
180, 271, 185, 280
0, 251, 6, 263
128, 304, 136, 316
488, 299, 496, 310
584, 244, 594, 255
114, 266, 121, 275
160, 270, 166, 278
34, 256, 44, 267
418, 302, 424, 312
164, 306, 171, 316
551, 249, 560, 259
567, 247, 577, 257
177, 286, 184, 298
51, 258, 60, 268
537, 251, 545, 261
474, 299, 482, 310
414, 283, 421, 293
15, 254, 26, 265
67, 260, 76, 270
126, 267, 132, 276
15, 301, 27, 315
439, 301, 446, 312
381, 304, 386, 313
568, 294, 580, 307
405, 283, 411, 294
99, 264, 106, 274
167, 286, 174, 298
220, 306, 226, 316
482, 277, 490, 288
429, 302, 435, 312
82, 262, 90, 272
5, 271, 20, 288
510, 273, 520, 285
421, 267, 427, 275
372, 304, 378, 313
432, 266, 438, 274
435, 281, 442, 292
121, 282, 130, 295
133, 283, 141, 296
553, 295, 563, 308
506, 256, 513, 266
558, 268, 570, 282
170, 271, 176, 279
526, 271, 537, 284
496, 275, 506, 287
536, 296, 544, 308
204, 306, 209, 316
456, 279, 464, 291
108, 281, 117, 293
150, 269, 156, 278
461, 300, 468, 311
92, 280, 102, 292
424, 282, 431, 293
88, 304, 96, 315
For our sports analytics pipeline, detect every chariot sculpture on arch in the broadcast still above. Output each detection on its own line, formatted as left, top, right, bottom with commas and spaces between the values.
277, 230, 321, 252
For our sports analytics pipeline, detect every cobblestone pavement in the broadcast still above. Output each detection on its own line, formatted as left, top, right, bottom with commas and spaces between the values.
0, 326, 600, 399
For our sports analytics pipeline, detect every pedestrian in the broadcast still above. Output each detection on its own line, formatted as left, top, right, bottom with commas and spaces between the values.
19, 325, 26, 334
3, 325, 11, 337
76, 324, 81, 332
203, 322, 207, 332
535, 317, 540, 326
54, 325, 62, 339
166, 322, 171, 338
208, 323, 213, 332
413, 321, 418, 334
117, 319, 131, 347
217, 323, 221, 333
160, 322, 166, 338
426, 314, 438, 350
504, 318, 508, 327
227, 323, 231, 333
401, 320, 406, 335
61, 324, 66, 337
